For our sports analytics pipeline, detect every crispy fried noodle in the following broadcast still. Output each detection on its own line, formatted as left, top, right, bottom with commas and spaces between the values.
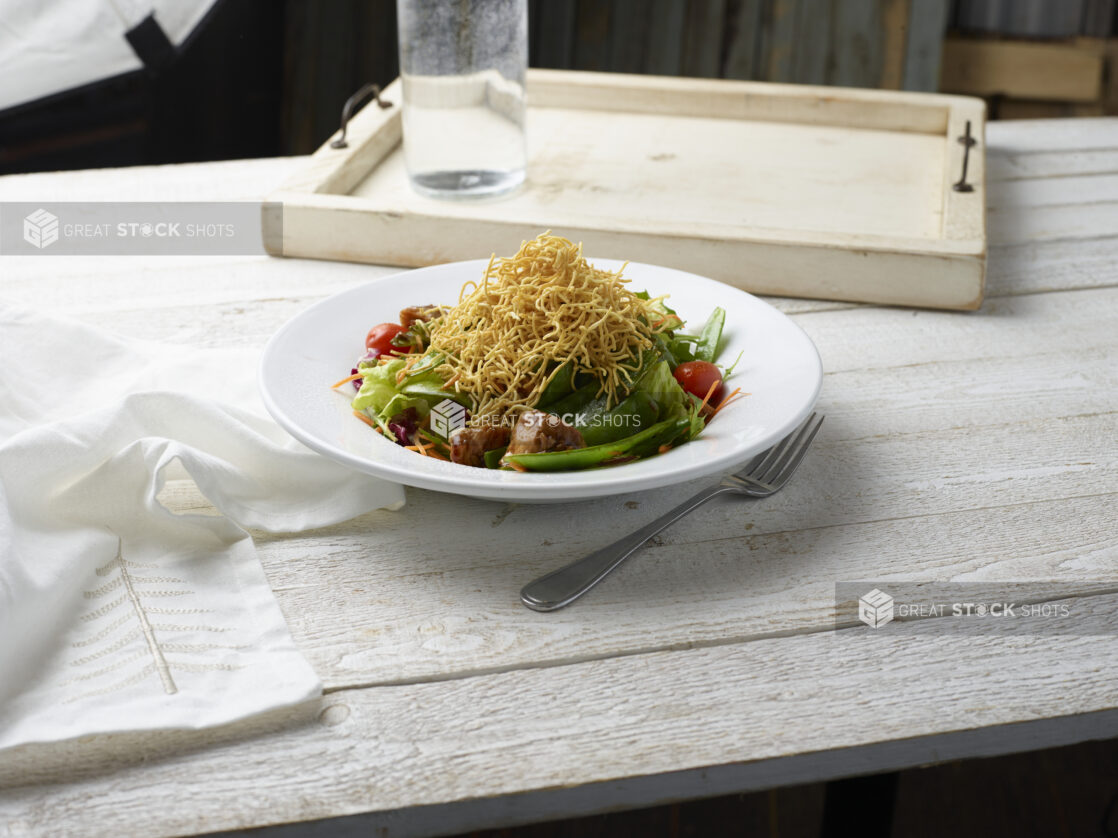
425, 233, 672, 418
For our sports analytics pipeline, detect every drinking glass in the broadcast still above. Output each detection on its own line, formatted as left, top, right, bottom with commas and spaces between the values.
396, 0, 528, 199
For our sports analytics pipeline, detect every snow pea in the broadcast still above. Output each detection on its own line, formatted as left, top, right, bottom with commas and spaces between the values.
400, 378, 470, 408
545, 380, 601, 418
694, 307, 725, 363
502, 416, 691, 472
483, 445, 508, 469
536, 362, 575, 408
579, 389, 660, 446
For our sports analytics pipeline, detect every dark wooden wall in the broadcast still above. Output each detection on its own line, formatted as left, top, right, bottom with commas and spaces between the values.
280, 0, 951, 156
527, 0, 949, 91
7, 0, 1113, 173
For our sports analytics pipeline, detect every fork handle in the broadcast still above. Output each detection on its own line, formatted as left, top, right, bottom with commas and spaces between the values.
520, 483, 736, 612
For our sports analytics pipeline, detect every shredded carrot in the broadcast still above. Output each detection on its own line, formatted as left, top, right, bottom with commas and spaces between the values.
650, 314, 683, 332
441, 371, 462, 390
709, 387, 747, 420
417, 429, 448, 449
353, 410, 378, 429
332, 372, 363, 389
396, 353, 421, 384
406, 441, 449, 461
658, 444, 672, 454
697, 378, 721, 414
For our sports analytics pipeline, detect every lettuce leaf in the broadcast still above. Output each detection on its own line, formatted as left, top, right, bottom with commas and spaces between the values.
352, 359, 408, 413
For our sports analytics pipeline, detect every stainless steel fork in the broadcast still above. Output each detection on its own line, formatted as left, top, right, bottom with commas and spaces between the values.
520, 412, 825, 612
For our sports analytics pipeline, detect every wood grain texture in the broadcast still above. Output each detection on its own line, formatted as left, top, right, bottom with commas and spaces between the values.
791, 0, 832, 84
879, 0, 909, 89
531, 0, 577, 69
645, 0, 688, 76
902, 0, 949, 92
1, 117, 1115, 837
3, 599, 1117, 837
722, 0, 764, 80
831, 0, 884, 88
608, 0, 650, 73
274, 69, 986, 309
941, 37, 1105, 103
681, 0, 727, 78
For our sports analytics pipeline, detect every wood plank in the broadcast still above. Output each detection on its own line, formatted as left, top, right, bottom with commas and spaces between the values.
940, 38, 1105, 103
1002, 0, 1084, 38
0, 156, 297, 202
608, 0, 650, 73
987, 148, 1118, 181
879, 0, 909, 89
531, 0, 578, 69
985, 236, 1118, 296
103, 291, 1118, 688
2, 236, 1111, 690
0, 138, 1115, 836
764, 0, 799, 83
3, 597, 1116, 837
573, 0, 611, 71
902, 0, 949, 91
985, 116, 1118, 153
1082, 0, 1116, 37
722, 0, 764, 80
952, 0, 1001, 33
644, 0, 687, 76
793, 284, 1115, 372
791, 0, 832, 84
681, 0, 727, 78
1104, 39, 1118, 114
528, 68, 957, 134
988, 199, 1118, 246
253, 464, 1117, 689
987, 172, 1118, 208
277, 193, 987, 310
831, 0, 884, 88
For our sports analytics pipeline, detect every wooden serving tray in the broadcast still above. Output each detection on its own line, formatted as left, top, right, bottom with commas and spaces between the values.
266, 70, 987, 310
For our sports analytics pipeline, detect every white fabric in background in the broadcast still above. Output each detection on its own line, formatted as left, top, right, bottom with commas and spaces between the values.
0, 0, 218, 112
0, 305, 405, 750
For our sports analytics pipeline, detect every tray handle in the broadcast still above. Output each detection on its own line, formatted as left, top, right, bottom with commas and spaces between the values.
330, 83, 395, 150
952, 120, 977, 193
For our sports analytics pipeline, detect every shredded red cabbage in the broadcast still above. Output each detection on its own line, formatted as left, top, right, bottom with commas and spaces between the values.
387, 407, 419, 446
351, 351, 381, 391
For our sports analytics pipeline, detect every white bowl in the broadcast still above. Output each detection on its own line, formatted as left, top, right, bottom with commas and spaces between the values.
260, 259, 822, 502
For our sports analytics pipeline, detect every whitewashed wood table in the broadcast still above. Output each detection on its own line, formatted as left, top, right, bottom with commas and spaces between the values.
1, 118, 1116, 837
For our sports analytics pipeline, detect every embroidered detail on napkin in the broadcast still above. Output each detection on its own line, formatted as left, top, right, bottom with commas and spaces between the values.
0, 305, 404, 750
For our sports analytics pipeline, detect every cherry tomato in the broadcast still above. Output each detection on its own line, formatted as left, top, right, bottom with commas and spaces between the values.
365, 322, 409, 358
673, 360, 723, 403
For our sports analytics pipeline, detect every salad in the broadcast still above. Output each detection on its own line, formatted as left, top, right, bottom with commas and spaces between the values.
333, 233, 742, 471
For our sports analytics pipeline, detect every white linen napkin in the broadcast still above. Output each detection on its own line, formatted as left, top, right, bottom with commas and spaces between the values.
0, 305, 404, 750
